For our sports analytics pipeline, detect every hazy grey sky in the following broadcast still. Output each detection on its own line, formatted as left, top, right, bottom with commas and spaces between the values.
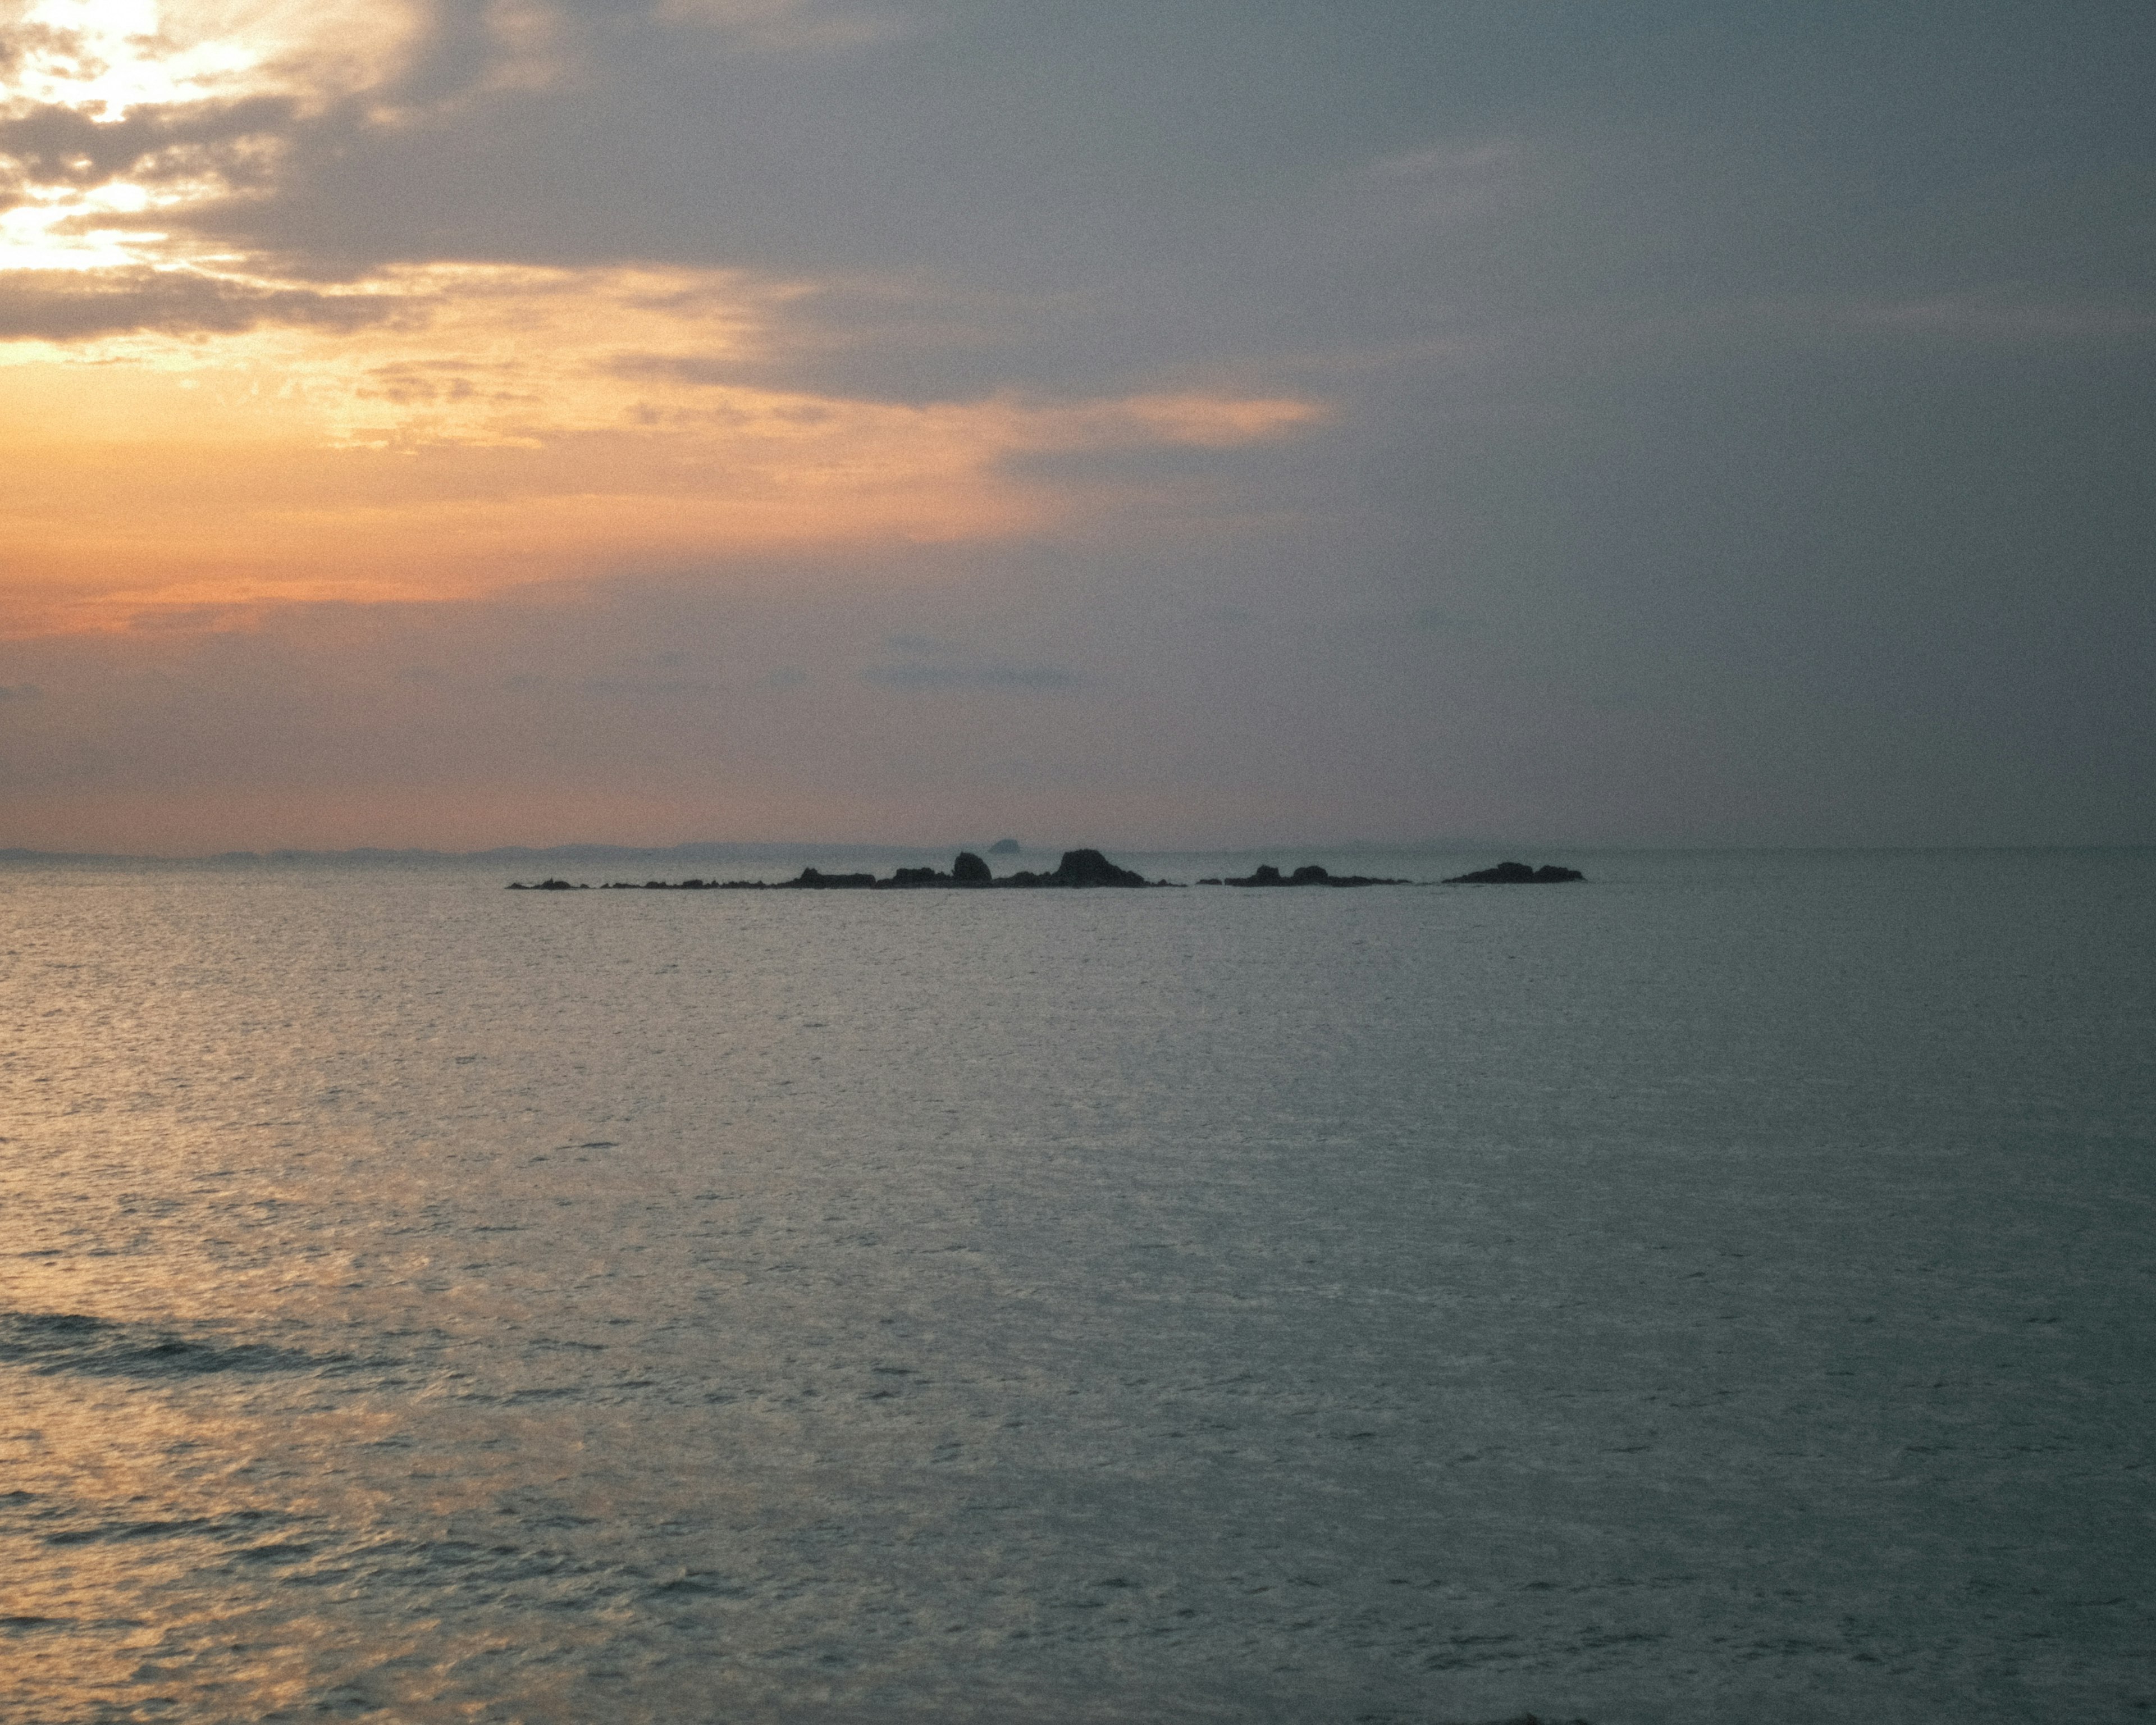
1, 0, 2150, 849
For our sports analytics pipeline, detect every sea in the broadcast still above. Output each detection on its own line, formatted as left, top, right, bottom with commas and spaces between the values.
1, 845, 2150, 1725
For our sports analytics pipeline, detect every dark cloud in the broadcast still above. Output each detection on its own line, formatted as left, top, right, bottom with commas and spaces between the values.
0, 267, 399, 341
0, 96, 303, 196
606, 278, 1088, 405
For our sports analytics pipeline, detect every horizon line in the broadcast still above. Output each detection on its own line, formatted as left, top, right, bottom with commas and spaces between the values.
4, 840, 2150, 865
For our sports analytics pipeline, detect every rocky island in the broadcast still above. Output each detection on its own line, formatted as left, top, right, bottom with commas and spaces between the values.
1442, 860, 1586, 884
1196, 864, 1410, 887
509, 849, 1181, 891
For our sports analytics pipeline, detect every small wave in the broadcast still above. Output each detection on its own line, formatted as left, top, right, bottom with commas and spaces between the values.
43, 1517, 206, 1547
234, 1541, 318, 1563
25, 1505, 321, 1564
647, 1571, 748, 1598
0, 1311, 342, 1380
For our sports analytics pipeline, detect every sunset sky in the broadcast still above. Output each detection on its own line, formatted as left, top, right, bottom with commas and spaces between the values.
2, 1, 2149, 852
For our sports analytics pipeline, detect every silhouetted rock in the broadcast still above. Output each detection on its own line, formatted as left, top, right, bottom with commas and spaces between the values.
1456, 1715, 1594, 1725
1043, 848, 1149, 887
1456, 1715, 1595, 1725
1208, 862, 1410, 887
1443, 860, 1584, 884
517, 848, 1178, 891
987, 837, 1022, 854
786, 867, 878, 888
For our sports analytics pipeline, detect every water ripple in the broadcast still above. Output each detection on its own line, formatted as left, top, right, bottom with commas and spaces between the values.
0, 1310, 347, 1380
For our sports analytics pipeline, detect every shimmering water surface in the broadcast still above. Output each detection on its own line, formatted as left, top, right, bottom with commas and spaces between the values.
2, 847, 2151, 1724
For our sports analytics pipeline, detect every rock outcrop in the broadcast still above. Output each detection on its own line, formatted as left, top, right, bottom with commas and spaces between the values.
1198, 863, 1410, 887
1442, 860, 1584, 884
540, 848, 1178, 890
997, 848, 1154, 887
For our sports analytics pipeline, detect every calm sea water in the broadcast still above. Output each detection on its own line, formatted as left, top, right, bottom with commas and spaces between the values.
2, 847, 2150, 1724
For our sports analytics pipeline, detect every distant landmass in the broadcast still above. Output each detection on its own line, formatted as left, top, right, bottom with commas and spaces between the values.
510, 850, 1181, 890
513, 852, 1451, 892
1196, 864, 1410, 887
1, 845, 1583, 884
1442, 861, 1586, 884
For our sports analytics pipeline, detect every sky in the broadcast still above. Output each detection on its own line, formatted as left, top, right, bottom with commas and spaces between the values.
0, 0, 2150, 853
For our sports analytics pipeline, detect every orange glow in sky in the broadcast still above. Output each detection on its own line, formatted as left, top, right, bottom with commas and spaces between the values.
0, 266, 1326, 633
0, 2, 1325, 638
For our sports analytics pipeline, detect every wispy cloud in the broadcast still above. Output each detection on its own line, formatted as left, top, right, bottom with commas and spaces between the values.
0, 264, 398, 339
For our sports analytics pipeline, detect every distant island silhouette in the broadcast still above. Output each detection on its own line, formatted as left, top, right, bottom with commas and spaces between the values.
1196, 864, 1410, 887
505, 850, 1584, 892
1442, 860, 1586, 884
509, 849, 1180, 890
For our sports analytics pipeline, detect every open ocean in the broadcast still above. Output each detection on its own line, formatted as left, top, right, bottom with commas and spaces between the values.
2, 845, 2150, 1724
